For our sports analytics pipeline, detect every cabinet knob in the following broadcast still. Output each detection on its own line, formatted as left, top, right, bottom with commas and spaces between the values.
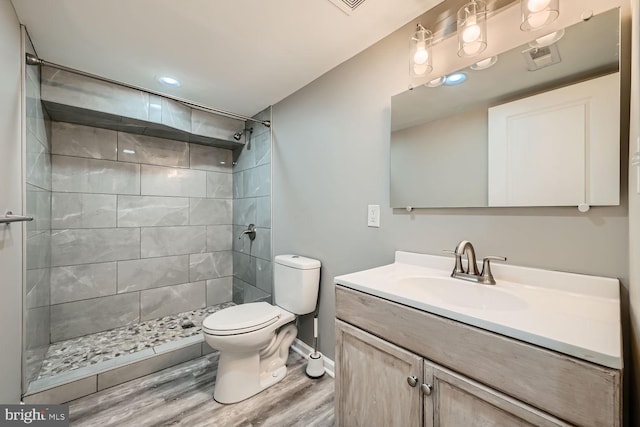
407, 375, 418, 387
421, 383, 433, 396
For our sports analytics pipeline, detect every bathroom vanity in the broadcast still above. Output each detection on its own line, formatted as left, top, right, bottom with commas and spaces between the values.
333, 252, 622, 426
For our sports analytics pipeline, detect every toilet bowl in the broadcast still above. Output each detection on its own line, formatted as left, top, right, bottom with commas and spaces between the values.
202, 255, 321, 404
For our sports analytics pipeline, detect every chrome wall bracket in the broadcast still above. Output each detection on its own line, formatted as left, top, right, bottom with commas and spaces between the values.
1, 211, 34, 225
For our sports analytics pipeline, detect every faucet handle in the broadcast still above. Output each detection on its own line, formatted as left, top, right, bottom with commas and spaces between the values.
480, 256, 507, 285
443, 249, 465, 274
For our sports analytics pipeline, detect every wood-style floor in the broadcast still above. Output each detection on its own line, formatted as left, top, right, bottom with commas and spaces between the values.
68, 351, 335, 426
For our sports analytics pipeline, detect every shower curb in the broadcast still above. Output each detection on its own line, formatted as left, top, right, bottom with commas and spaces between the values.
22, 334, 213, 404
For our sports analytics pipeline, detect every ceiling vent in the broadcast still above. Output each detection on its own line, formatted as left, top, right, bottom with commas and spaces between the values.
327, 0, 366, 15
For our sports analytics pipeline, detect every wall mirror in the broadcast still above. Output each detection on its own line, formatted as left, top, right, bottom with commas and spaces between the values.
390, 8, 620, 209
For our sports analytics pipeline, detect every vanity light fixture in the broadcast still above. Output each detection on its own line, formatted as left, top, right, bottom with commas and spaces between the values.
410, 24, 433, 77
457, 0, 487, 57
520, 0, 559, 31
425, 76, 446, 88
528, 29, 565, 48
470, 56, 498, 70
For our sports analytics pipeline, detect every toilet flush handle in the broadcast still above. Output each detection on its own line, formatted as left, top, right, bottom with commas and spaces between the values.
238, 224, 257, 241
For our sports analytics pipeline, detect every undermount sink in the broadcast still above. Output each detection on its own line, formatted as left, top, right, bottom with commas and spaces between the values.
395, 276, 528, 311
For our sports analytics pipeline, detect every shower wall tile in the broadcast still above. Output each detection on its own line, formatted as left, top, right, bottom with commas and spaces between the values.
190, 198, 232, 225
253, 227, 271, 261
256, 259, 273, 294
51, 193, 117, 229
206, 277, 233, 306
242, 283, 270, 304
233, 198, 256, 226
26, 268, 51, 309
206, 172, 233, 199
117, 133, 189, 167
140, 226, 206, 258
117, 195, 189, 227
51, 228, 140, 267
42, 67, 149, 122
232, 277, 245, 304
26, 184, 52, 232
51, 122, 117, 160
243, 163, 271, 198
161, 98, 191, 133
140, 281, 205, 320
140, 164, 205, 197
233, 142, 255, 172
51, 262, 117, 304
256, 196, 271, 228
233, 252, 256, 286
189, 144, 233, 173
26, 231, 51, 270
51, 293, 140, 342
149, 95, 162, 123
117, 255, 189, 293
26, 93, 48, 146
191, 110, 244, 141
206, 225, 233, 252
233, 171, 244, 199
52, 155, 140, 194
189, 251, 233, 282
254, 130, 271, 166
25, 306, 50, 353
26, 130, 52, 191
232, 225, 250, 254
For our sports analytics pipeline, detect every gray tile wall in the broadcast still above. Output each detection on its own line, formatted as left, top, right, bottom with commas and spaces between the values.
50, 122, 234, 342
24, 37, 52, 387
232, 108, 273, 303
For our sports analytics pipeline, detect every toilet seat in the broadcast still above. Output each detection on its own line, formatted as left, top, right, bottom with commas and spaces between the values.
203, 302, 282, 336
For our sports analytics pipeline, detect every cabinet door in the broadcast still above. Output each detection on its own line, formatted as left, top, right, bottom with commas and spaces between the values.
335, 320, 423, 427
423, 361, 569, 427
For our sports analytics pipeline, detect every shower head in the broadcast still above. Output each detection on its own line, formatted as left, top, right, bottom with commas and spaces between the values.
233, 132, 242, 141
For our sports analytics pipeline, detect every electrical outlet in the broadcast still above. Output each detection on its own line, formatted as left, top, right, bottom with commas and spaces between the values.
367, 205, 380, 227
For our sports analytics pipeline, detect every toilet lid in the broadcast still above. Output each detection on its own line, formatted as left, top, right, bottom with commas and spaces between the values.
202, 302, 281, 335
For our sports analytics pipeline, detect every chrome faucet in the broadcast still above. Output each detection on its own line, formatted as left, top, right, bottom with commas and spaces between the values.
447, 240, 506, 285
238, 224, 256, 241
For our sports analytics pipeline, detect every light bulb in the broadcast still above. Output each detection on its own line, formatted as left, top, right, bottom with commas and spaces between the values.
462, 16, 481, 43
413, 42, 429, 65
526, 10, 551, 28
413, 62, 429, 76
463, 41, 484, 56
527, 0, 551, 13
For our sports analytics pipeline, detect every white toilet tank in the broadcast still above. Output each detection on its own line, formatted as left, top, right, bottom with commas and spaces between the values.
274, 255, 321, 315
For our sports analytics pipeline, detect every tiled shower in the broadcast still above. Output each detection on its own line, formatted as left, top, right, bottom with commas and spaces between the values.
22, 53, 273, 397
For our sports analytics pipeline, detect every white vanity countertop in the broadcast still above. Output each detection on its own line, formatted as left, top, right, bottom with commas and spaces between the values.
334, 251, 622, 369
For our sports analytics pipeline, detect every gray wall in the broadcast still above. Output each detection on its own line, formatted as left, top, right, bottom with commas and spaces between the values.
49, 122, 234, 342
232, 108, 273, 303
0, 0, 23, 403
272, 6, 629, 361
23, 31, 52, 386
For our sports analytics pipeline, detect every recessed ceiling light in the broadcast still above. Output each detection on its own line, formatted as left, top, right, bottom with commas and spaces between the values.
158, 76, 181, 88
444, 73, 467, 86
470, 56, 498, 71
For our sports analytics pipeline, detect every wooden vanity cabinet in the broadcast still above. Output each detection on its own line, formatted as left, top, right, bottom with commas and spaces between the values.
335, 285, 622, 427
336, 320, 568, 427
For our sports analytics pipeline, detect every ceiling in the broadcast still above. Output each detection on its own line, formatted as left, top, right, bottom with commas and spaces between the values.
11, 0, 443, 118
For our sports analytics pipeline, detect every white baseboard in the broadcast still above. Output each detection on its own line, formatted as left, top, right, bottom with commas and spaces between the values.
291, 338, 335, 378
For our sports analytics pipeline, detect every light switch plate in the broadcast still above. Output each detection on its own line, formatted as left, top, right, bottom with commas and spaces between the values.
367, 205, 380, 227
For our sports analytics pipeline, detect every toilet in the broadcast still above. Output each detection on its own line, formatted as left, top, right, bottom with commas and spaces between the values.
202, 254, 321, 404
